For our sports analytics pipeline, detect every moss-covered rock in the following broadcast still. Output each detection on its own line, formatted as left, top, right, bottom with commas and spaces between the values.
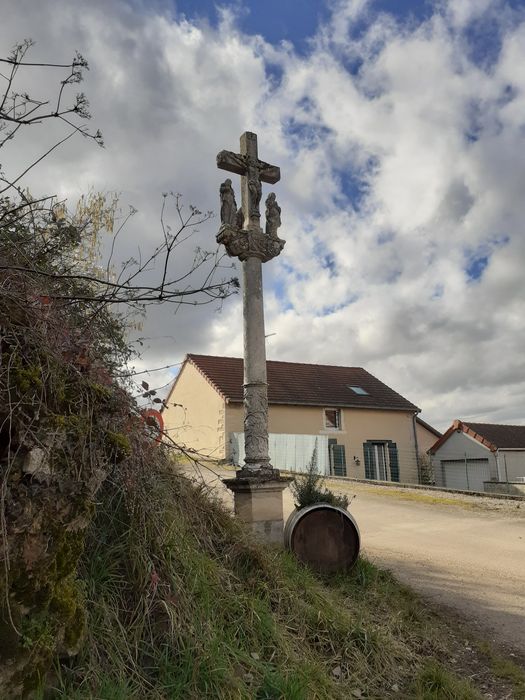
0, 336, 130, 697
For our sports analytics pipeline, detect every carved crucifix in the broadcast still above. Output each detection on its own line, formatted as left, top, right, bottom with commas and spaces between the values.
217, 132, 280, 230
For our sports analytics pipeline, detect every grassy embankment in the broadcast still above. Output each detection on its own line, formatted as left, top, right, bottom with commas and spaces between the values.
46, 463, 525, 700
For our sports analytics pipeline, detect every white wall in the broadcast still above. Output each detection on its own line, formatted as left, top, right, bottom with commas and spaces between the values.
431, 431, 498, 480
230, 433, 330, 474
500, 450, 525, 481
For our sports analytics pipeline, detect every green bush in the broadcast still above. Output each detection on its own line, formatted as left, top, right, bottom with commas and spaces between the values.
291, 443, 349, 510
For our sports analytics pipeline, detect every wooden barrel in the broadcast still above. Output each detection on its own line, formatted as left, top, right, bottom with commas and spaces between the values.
284, 504, 360, 574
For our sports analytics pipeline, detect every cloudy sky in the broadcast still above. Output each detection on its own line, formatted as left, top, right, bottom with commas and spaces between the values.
2, 0, 525, 431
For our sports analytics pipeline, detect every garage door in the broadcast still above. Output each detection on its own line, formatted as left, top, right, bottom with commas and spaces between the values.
439, 458, 490, 492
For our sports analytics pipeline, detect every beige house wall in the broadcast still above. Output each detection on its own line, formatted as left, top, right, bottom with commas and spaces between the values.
163, 362, 226, 459
226, 402, 418, 481
416, 422, 440, 454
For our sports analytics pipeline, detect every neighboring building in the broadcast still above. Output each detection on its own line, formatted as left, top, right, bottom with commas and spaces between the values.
163, 354, 439, 484
415, 416, 442, 453
429, 419, 525, 492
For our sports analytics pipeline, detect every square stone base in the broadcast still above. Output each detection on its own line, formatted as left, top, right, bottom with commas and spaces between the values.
223, 476, 293, 545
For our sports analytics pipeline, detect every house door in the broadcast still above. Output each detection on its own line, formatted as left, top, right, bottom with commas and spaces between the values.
372, 443, 387, 480
364, 441, 400, 482
328, 439, 347, 477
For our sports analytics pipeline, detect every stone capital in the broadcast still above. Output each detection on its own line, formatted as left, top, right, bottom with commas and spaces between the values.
217, 224, 285, 263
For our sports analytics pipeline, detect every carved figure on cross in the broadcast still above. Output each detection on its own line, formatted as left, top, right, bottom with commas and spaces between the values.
217, 132, 280, 231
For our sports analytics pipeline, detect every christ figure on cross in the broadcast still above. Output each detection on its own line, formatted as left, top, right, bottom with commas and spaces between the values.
217, 132, 280, 231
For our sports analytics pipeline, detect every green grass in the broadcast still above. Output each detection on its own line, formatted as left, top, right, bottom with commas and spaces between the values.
411, 660, 481, 699
44, 463, 517, 699
477, 641, 525, 699
324, 478, 481, 509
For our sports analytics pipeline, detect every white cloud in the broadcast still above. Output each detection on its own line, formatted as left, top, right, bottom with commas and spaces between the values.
2, 0, 525, 431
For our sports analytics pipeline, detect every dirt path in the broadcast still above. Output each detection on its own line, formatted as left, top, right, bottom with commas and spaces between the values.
331, 481, 525, 654
183, 464, 525, 653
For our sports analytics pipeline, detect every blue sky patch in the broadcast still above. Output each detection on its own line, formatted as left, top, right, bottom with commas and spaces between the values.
318, 295, 359, 316
465, 234, 510, 281
313, 240, 337, 276
271, 276, 293, 310
462, 11, 505, 71
491, 233, 510, 247
283, 117, 331, 150
377, 230, 395, 245
265, 62, 285, 88
372, 0, 434, 24
336, 167, 368, 209
464, 98, 484, 144
465, 254, 489, 281
340, 54, 364, 77
172, 0, 331, 52
171, 0, 525, 66
321, 253, 337, 277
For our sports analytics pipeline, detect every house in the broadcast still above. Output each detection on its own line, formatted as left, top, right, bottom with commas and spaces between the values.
163, 354, 439, 484
415, 416, 442, 453
429, 419, 525, 493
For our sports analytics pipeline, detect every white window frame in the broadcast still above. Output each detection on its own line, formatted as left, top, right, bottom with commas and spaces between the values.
371, 442, 389, 480
323, 407, 342, 431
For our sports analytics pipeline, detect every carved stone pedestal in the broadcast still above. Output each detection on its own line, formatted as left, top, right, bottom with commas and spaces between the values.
223, 475, 293, 545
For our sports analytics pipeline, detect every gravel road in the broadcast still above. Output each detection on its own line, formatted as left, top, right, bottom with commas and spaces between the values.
184, 464, 525, 653
329, 480, 525, 654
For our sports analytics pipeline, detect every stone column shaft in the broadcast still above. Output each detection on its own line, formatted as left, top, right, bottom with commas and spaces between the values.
242, 255, 271, 472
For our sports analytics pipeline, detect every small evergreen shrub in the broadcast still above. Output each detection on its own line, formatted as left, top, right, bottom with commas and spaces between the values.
419, 452, 435, 485
291, 443, 350, 510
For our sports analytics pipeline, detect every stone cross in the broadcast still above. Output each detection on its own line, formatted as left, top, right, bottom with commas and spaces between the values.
217, 132, 280, 231
216, 132, 285, 477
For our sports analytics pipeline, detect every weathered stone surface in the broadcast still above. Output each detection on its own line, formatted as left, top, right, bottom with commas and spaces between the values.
217, 132, 280, 231
219, 179, 238, 227
217, 132, 287, 543
223, 476, 293, 544
217, 132, 284, 476
216, 225, 285, 263
22, 447, 51, 476
265, 192, 281, 238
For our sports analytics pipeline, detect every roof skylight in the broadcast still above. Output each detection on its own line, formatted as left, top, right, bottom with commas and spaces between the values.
349, 386, 368, 395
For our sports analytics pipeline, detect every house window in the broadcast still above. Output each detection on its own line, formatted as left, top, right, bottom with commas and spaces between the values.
324, 408, 341, 430
363, 440, 399, 482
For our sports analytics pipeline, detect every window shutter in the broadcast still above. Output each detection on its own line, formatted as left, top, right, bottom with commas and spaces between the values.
388, 442, 400, 482
363, 442, 373, 479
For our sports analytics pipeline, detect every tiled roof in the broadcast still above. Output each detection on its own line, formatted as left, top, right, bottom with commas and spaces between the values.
429, 419, 525, 453
463, 422, 525, 449
187, 354, 419, 412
